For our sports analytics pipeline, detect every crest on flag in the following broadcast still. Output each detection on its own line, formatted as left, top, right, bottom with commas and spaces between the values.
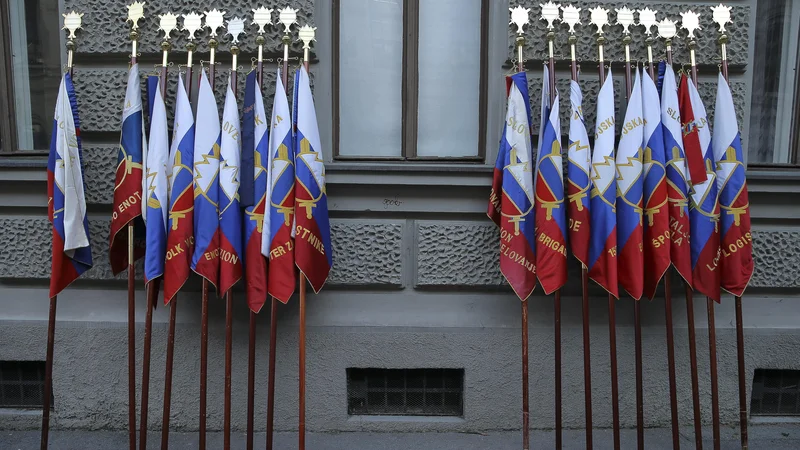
218, 75, 244, 296
567, 78, 592, 267
144, 78, 169, 285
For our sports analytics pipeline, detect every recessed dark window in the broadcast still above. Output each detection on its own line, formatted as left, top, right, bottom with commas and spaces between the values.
751, 369, 800, 416
347, 368, 464, 416
0, 361, 51, 409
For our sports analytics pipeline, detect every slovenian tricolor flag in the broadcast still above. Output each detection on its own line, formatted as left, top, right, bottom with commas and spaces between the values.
641, 69, 671, 299
616, 70, 645, 300
534, 66, 567, 294
163, 75, 195, 304
680, 76, 721, 302
218, 75, 244, 296
487, 72, 536, 301
567, 76, 592, 268
713, 72, 753, 297
588, 70, 618, 298
661, 64, 692, 286
243, 71, 270, 312
48, 73, 93, 297
144, 79, 169, 285
294, 66, 333, 292
262, 70, 296, 303
192, 70, 221, 289
109, 64, 146, 275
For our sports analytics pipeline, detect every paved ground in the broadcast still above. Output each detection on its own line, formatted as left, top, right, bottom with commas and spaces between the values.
2, 424, 800, 449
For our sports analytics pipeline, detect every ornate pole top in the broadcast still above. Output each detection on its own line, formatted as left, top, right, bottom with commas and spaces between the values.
298, 24, 317, 50
589, 6, 610, 35
253, 6, 273, 34
183, 12, 203, 41
638, 7, 658, 36
680, 10, 702, 39
62, 11, 84, 39
279, 7, 298, 34
657, 18, 678, 40
509, 6, 531, 36
227, 17, 245, 44
561, 5, 581, 34
127, 2, 145, 30
205, 9, 227, 37
540, 2, 561, 30
711, 4, 732, 32
615, 6, 635, 35
159, 12, 178, 41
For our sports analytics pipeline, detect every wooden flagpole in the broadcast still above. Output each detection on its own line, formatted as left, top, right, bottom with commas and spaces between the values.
41, 14, 82, 450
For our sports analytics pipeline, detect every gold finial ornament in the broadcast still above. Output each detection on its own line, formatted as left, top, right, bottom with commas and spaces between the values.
62, 11, 84, 39
205, 9, 227, 37
279, 7, 298, 34
159, 12, 178, 40
227, 17, 245, 44
561, 5, 581, 34
680, 10, 702, 39
183, 12, 203, 41
711, 4, 732, 32
616, 6, 635, 35
253, 6, 273, 35
298, 24, 317, 50
540, 2, 561, 30
638, 7, 658, 35
127, 2, 145, 30
509, 6, 530, 35
589, 6, 610, 35
658, 18, 678, 40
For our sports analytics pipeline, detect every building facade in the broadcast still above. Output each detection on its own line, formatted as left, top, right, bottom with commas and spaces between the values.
1, 0, 800, 436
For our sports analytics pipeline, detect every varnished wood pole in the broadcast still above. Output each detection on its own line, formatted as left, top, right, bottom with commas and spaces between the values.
160, 297, 177, 450
685, 284, 703, 449
299, 276, 307, 450
40, 296, 57, 450
265, 298, 278, 450
736, 296, 748, 449
663, 272, 680, 449
199, 280, 209, 450
125, 30, 139, 449
521, 299, 530, 450
138, 282, 157, 450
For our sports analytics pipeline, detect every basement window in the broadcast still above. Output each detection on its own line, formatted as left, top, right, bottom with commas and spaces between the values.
751, 369, 800, 416
0, 361, 51, 409
347, 368, 464, 416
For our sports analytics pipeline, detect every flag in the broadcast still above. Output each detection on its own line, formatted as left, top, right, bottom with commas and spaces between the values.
163, 75, 195, 304
192, 70, 221, 289
616, 70, 645, 300
713, 72, 753, 296
567, 77, 592, 267
641, 69, 671, 299
144, 78, 169, 284
48, 73, 93, 297
243, 71, 269, 312
661, 65, 692, 286
109, 64, 146, 275
487, 72, 536, 300
218, 75, 244, 296
588, 70, 618, 298
534, 66, 567, 294
294, 66, 333, 292
146, 75, 159, 126
261, 70, 296, 303
680, 76, 721, 302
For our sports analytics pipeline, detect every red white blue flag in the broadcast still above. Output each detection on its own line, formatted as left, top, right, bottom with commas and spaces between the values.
567, 77, 592, 267
261, 71, 296, 303
588, 70, 618, 298
641, 69, 671, 299
616, 70, 644, 300
713, 72, 753, 297
192, 70, 221, 289
487, 72, 537, 301
144, 78, 169, 284
680, 76, 721, 302
218, 75, 243, 296
109, 65, 146, 274
163, 75, 195, 304
534, 66, 567, 294
48, 73, 93, 297
243, 71, 269, 312
294, 66, 333, 292
661, 65, 692, 286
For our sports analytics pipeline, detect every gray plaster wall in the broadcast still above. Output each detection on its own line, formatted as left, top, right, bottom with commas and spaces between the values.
2, 0, 800, 436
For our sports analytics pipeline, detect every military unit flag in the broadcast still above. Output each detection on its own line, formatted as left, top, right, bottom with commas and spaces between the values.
218, 76, 244, 296
143, 79, 169, 285
567, 77, 592, 267
48, 73, 93, 297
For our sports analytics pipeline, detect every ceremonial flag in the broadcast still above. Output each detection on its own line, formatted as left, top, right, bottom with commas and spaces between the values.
192, 70, 221, 289
567, 77, 592, 267
48, 73, 93, 297
616, 70, 645, 300
680, 76, 721, 302
243, 71, 269, 312
641, 69, 671, 299
146, 75, 158, 125
487, 72, 536, 300
109, 64, 146, 275
261, 70, 296, 303
163, 75, 195, 304
661, 65, 692, 285
218, 75, 244, 296
294, 66, 333, 292
713, 72, 753, 296
588, 70, 618, 298
534, 66, 567, 294
144, 78, 169, 284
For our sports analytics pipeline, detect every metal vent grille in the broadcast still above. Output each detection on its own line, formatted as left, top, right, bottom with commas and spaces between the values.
347, 368, 464, 416
751, 369, 800, 416
0, 361, 51, 409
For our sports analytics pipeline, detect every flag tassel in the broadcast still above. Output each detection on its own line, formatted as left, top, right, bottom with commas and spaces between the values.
40, 296, 57, 450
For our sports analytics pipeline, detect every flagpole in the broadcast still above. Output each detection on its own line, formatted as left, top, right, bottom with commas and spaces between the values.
643, 13, 680, 448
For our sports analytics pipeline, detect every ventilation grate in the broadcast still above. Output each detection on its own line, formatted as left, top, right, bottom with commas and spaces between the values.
0, 361, 51, 409
347, 368, 464, 416
751, 369, 800, 416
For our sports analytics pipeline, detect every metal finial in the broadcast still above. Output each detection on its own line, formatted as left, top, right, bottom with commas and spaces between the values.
657, 18, 678, 39
638, 7, 658, 36
589, 6, 610, 35
227, 17, 245, 44
279, 7, 298, 34
616, 6, 635, 35
298, 24, 317, 50
183, 12, 203, 41
127, 2, 145, 30
711, 4, 732, 32
253, 6, 273, 34
62, 11, 84, 39
159, 12, 178, 40
205, 9, 226, 37
509, 6, 530, 35
561, 5, 581, 34
540, 2, 561, 30
680, 10, 702, 39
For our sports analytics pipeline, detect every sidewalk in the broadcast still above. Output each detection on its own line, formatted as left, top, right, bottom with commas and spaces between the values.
3, 424, 800, 449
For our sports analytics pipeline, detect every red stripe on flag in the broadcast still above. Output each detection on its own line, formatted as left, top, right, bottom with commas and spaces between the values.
589, 227, 619, 298
643, 178, 671, 299
219, 233, 243, 296
109, 165, 145, 274
267, 226, 296, 304
49, 230, 81, 298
